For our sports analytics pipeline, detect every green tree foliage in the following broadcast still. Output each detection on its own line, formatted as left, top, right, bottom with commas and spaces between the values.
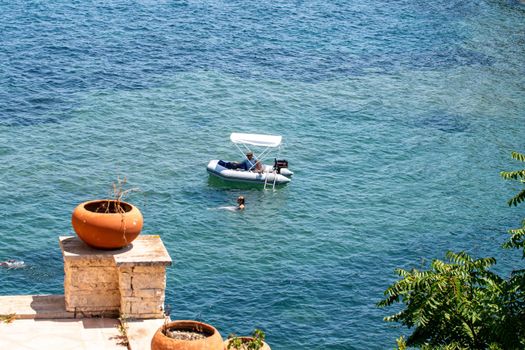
378, 151, 525, 349
378, 252, 509, 349
501, 151, 525, 255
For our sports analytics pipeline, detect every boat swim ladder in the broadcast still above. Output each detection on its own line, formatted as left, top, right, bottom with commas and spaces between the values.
263, 147, 284, 191
264, 169, 278, 191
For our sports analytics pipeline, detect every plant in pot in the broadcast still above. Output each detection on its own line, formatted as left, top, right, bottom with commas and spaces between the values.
71, 177, 143, 250
224, 329, 271, 350
150, 319, 224, 350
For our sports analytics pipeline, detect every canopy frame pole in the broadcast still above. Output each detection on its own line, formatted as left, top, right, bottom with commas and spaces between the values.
233, 143, 277, 172
233, 143, 256, 171
255, 146, 274, 165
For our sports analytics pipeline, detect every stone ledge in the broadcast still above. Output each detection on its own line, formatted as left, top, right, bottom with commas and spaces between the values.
59, 235, 172, 267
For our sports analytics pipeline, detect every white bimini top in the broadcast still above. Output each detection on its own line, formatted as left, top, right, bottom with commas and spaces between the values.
230, 133, 282, 148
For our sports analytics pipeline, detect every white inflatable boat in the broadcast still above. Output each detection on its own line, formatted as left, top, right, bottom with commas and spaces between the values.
206, 133, 293, 188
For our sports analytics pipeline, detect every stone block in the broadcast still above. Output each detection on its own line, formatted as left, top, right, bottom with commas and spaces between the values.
69, 268, 118, 286
121, 299, 164, 316
71, 282, 120, 291
63, 256, 115, 268
132, 288, 164, 298
132, 265, 166, 274
131, 301, 164, 315
65, 292, 121, 312
117, 270, 166, 291
117, 269, 132, 287
66, 291, 120, 306
131, 273, 166, 290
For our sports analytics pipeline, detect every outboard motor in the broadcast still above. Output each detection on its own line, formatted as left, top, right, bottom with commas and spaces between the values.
274, 158, 293, 177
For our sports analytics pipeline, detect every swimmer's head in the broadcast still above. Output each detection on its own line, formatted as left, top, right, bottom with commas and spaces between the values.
237, 196, 245, 205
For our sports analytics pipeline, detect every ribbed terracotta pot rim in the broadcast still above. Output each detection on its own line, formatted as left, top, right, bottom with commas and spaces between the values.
151, 320, 224, 350
81, 199, 134, 214
160, 320, 219, 338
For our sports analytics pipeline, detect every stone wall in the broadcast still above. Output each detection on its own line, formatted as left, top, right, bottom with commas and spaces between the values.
118, 265, 167, 318
60, 235, 172, 319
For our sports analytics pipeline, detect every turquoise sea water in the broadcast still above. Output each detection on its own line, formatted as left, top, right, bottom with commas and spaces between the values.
1, 1, 525, 348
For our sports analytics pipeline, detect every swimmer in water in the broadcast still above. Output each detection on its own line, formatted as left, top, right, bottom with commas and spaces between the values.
0, 259, 25, 269
212, 196, 246, 212
210, 196, 246, 212
237, 196, 245, 210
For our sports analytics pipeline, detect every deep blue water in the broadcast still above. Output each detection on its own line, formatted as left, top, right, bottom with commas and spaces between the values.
1, 1, 525, 348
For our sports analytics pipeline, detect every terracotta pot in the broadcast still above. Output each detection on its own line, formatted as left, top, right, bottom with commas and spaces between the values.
151, 320, 224, 350
223, 337, 271, 350
71, 199, 143, 250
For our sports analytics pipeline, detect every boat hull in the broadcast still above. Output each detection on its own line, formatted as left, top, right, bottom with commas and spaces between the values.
206, 160, 291, 185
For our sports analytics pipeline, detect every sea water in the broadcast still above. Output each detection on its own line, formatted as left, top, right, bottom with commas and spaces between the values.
1, 1, 524, 348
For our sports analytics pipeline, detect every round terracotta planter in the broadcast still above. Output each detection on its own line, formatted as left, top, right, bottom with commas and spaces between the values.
223, 337, 272, 350
151, 320, 224, 350
71, 199, 143, 250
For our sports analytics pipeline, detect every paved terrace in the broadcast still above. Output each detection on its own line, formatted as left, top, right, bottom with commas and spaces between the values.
0, 236, 173, 350
0, 294, 164, 350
